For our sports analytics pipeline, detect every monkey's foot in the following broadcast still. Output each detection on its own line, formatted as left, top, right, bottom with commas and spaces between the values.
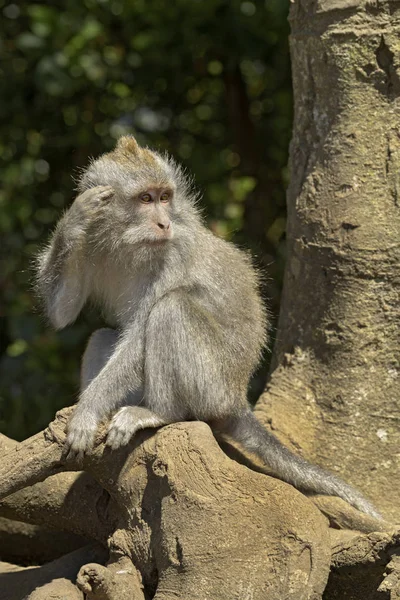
106, 406, 165, 450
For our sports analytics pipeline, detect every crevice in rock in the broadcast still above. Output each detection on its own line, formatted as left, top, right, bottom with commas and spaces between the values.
375, 36, 400, 98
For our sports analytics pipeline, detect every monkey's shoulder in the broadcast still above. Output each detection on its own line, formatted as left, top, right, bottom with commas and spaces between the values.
196, 228, 262, 285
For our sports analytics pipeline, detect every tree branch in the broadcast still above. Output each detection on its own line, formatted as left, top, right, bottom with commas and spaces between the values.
0, 409, 72, 500
0, 516, 88, 565
0, 472, 112, 543
1, 408, 334, 599
0, 544, 107, 600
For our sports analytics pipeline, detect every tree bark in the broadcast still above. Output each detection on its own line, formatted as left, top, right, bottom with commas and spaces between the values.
256, 0, 400, 523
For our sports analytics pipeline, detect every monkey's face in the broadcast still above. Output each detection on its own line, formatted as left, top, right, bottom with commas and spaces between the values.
119, 184, 175, 245
78, 135, 198, 250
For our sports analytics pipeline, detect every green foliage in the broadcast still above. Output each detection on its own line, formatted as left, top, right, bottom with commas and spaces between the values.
0, 0, 291, 440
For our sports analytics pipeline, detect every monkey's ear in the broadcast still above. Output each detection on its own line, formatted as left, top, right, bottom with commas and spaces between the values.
116, 135, 141, 155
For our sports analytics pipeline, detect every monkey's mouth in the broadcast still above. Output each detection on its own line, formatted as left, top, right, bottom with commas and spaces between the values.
146, 234, 173, 244
148, 230, 174, 243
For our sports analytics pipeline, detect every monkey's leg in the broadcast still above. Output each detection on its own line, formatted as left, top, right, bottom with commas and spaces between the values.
106, 406, 166, 449
144, 290, 236, 422
216, 409, 381, 519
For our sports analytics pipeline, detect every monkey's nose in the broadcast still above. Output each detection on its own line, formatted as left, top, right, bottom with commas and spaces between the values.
157, 221, 171, 230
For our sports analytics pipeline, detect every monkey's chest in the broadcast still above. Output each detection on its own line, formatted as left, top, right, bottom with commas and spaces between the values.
95, 267, 163, 327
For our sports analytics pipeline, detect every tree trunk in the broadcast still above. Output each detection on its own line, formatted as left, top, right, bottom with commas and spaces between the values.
256, 0, 400, 523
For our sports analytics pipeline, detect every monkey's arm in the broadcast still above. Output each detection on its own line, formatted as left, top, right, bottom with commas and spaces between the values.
36, 186, 113, 329
66, 329, 144, 458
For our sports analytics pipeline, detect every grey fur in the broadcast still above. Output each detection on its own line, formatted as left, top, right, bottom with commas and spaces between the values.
35, 137, 380, 518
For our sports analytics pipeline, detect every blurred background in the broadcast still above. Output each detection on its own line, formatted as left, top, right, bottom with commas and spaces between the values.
0, 0, 292, 440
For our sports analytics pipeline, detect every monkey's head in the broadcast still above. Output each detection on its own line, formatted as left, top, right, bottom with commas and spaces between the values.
78, 136, 199, 248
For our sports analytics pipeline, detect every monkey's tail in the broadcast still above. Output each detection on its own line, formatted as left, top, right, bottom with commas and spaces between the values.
218, 409, 381, 519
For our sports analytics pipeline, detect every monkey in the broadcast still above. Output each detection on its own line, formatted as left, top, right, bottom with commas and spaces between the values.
36, 135, 380, 519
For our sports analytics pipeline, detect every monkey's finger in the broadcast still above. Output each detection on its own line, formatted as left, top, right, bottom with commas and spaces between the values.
71, 450, 85, 466
105, 432, 115, 448
64, 439, 84, 464
106, 420, 122, 446
64, 429, 93, 463
96, 186, 114, 201
62, 436, 76, 461
105, 428, 122, 449
106, 427, 131, 449
61, 442, 72, 460
63, 443, 81, 463
77, 185, 112, 202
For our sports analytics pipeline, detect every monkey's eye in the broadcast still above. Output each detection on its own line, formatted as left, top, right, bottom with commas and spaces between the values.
160, 192, 170, 203
140, 193, 153, 203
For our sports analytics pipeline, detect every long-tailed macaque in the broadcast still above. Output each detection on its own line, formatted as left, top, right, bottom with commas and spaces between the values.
36, 136, 380, 518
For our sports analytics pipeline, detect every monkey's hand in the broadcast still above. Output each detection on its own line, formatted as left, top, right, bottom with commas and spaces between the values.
67, 185, 114, 230
64, 408, 99, 461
